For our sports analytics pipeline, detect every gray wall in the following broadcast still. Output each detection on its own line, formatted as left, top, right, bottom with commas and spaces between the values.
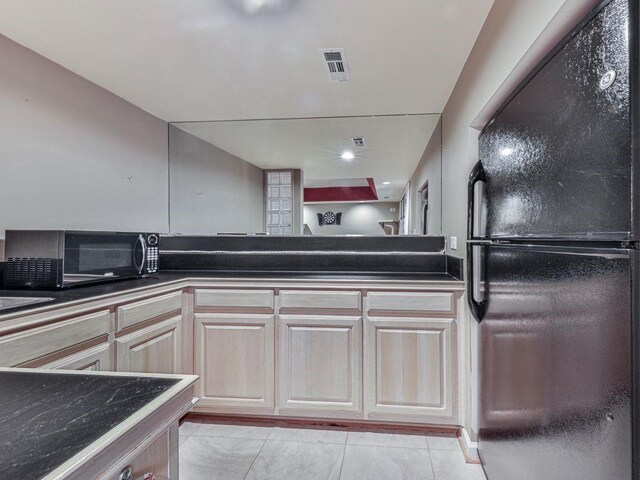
409, 118, 442, 235
169, 125, 264, 234
0, 34, 168, 238
303, 202, 398, 236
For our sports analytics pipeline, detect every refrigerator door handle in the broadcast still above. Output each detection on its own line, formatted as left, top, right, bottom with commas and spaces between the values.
467, 160, 486, 240
467, 241, 488, 322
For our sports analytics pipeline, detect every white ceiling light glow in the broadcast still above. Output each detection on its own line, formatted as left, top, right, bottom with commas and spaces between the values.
340, 150, 355, 161
225, 0, 297, 15
500, 147, 514, 157
382, 181, 390, 185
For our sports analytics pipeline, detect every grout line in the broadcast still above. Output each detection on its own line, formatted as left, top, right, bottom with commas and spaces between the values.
426, 439, 437, 480
262, 438, 348, 445
338, 435, 348, 480
343, 443, 430, 450
190, 433, 272, 441
242, 438, 268, 480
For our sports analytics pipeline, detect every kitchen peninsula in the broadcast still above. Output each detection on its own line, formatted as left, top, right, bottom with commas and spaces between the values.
0, 368, 197, 479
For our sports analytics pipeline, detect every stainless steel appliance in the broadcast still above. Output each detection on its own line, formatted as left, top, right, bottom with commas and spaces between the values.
4, 230, 159, 288
467, 0, 638, 479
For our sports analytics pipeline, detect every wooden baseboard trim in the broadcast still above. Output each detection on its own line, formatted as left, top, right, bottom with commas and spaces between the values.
183, 413, 460, 437
459, 427, 481, 464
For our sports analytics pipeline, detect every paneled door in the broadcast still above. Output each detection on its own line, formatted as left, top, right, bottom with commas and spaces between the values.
194, 313, 275, 411
365, 316, 453, 419
278, 315, 362, 414
116, 315, 183, 374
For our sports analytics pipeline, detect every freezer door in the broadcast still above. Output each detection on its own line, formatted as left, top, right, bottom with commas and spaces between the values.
477, 0, 632, 240
478, 244, 632, 480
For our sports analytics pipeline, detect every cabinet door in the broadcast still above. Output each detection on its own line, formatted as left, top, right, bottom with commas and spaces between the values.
195, 314, 275, 411
365, 316, 453, 419
279, 315, 362, 414
116, 316, 183, 374
42, 343, 112, 371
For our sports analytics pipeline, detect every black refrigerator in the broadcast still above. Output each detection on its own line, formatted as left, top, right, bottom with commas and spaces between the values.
467, 0, 639, 479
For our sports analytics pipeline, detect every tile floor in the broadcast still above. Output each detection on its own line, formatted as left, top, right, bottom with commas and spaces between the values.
179, 421, 486, 480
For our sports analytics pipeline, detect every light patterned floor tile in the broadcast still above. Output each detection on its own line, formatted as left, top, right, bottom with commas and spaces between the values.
269, 427, 348, 444
245, 440, 344, 480
179, 421, 200, 436
340, 444, 434, 480
427, 435, 461, 451
430, 449, 486, 480
179, 435, 265, 480
192, 423, 273, 440
347, 432, 428, 449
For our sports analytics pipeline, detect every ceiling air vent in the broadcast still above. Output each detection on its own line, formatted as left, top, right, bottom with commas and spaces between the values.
320, 48, 350, 82
351, 137, 365, 147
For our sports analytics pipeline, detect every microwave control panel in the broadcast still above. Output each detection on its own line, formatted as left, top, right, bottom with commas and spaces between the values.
146, 234, 159, 273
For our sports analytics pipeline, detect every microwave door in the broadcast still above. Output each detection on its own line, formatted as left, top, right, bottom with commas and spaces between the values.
63, 232, 144, 284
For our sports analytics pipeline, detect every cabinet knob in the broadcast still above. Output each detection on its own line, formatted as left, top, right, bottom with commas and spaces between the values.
118, 466, 133, 480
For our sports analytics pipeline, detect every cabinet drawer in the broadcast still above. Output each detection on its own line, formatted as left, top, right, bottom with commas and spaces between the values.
41, 343, 112, 371
280, 290, 361, 311
367, 292, 454, 315
117, 291, 183, 332
194, 289, 274, 310
0, 310, 111, 367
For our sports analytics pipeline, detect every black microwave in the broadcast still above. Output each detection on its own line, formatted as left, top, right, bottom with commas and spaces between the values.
3, 230, 159, 288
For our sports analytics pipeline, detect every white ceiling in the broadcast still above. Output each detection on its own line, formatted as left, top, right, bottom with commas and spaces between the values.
175, 114, 440, 200
0, 0, 495, 122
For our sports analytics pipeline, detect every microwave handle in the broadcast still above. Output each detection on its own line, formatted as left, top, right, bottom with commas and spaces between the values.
134, 235, 147, 274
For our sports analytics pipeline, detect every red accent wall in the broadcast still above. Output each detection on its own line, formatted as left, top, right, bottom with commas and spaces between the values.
304, 178, 379, 202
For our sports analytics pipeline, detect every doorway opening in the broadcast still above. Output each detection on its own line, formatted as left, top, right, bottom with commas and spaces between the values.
419, 180, 429, 235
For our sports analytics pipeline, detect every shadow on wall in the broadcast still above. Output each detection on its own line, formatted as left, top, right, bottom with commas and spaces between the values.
303, 202, 398, 236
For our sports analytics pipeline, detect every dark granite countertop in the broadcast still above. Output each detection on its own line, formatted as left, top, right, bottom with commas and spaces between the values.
0, 270, 463, 317
0, 370, 179, 479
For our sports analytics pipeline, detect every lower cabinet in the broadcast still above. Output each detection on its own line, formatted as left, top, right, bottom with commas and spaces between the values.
115, 315, 183, 374
278, 315, 362, 414
42, 343, 112, 371
364, 316, 454, 419
3, 284, 462, 426
194, 313, 275, 411
0, 310, 111, 368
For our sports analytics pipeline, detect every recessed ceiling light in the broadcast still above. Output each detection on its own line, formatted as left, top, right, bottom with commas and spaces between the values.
382, 181, 390, 185
341, 150, 355, 161
226, 0, 297, 15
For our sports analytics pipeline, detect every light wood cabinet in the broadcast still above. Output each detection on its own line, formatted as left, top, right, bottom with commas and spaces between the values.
116, 316, 183, 374
279, 290, 362, 312
365, 316, 454, 419
367, 291, 455, 316
116, 291, 182, 332
194, 289, 274, 310
0, 281, 463, 427
278, 314, 362, 414
0, 309, 111, 367
194, 313, 275, 412
42, 343, 112, 371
